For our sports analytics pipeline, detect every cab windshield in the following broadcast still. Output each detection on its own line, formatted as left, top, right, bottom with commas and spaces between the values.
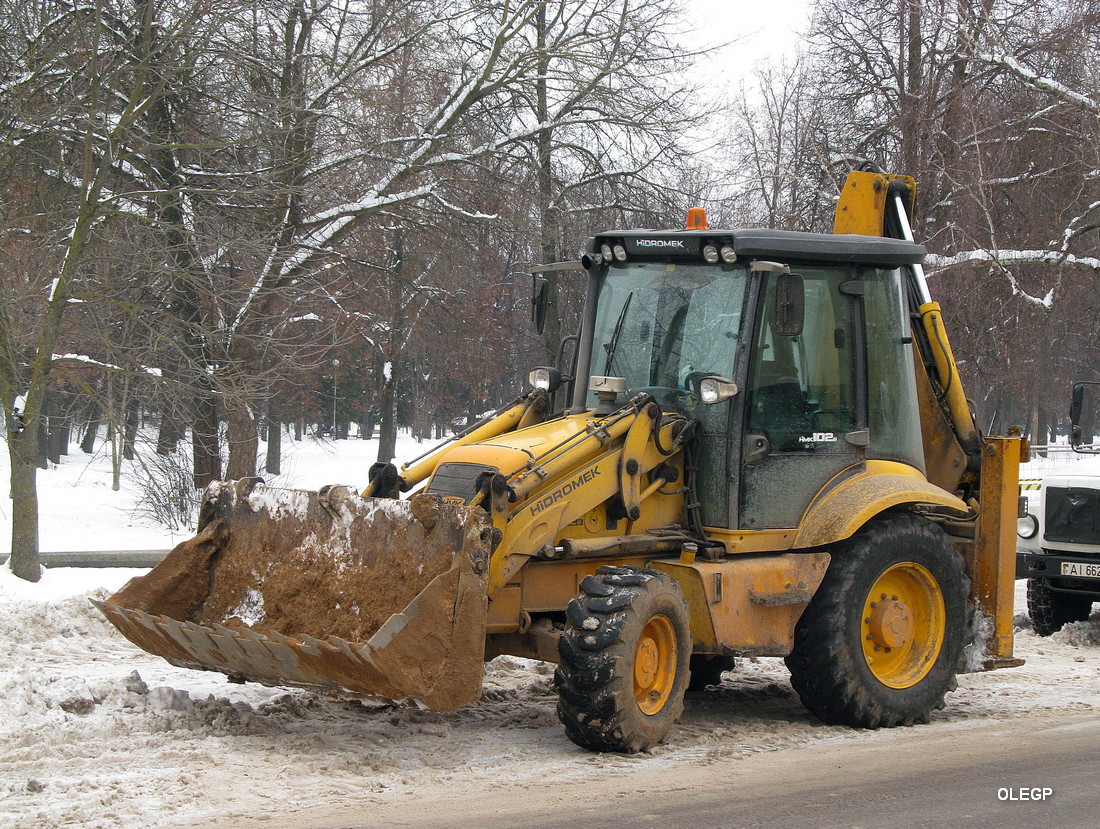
588, 261, 749, 413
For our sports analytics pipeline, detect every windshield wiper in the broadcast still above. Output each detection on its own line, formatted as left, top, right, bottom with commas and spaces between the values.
602, 292, 633, 376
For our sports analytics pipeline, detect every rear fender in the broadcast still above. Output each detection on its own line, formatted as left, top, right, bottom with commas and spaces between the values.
793, 462, 968, 549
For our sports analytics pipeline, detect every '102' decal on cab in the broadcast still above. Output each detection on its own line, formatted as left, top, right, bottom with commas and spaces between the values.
799, 432, 839, 444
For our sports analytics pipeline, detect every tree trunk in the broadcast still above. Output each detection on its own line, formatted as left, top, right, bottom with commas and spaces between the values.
225, 402, 259, 479
108, 375, 127, 491
413, 403, 430, 441
265, 409, 281, 476
377, 366, 397, 463
57, 389, 71, 456
535, 3, 561, 360
156, 404, 183, 455
191, 388, 221, 488
1038, 406, 1052, 448
6, 430, 42, 581
378, 229, 405, 463
80, 412, 100, 454
111, 424, 123, 491
36, 415, 49, 469
898, 0, 923, 182
123, 397, 139, 461
45, 387, 62, 465
47, 424, 63, 465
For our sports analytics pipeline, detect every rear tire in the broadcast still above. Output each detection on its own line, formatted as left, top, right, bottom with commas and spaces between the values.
785, 513, 968, 728
1027, 578, 1093, 636
555, 565, 691, 753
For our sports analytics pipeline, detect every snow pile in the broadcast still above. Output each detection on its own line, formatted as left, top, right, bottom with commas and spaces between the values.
1051, 619, 1100, 649
0, 568, 562, 828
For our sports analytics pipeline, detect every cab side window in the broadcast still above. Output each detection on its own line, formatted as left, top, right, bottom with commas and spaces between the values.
746, 269, 857, 452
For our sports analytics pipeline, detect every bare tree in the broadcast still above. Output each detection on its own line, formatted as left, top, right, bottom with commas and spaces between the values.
723, 59, 840, 231
798, 0, 1100, 431
162, 0, 712, 477
519, 0, 705, 352
0, 0, 228, 580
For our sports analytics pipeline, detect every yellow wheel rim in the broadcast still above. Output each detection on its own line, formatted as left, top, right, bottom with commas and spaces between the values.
634, 614, 678, 715
861, 562, 946, 689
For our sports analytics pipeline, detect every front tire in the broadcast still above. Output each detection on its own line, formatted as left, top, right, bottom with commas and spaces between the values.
785, 513, 968, 728
555, 565, 691, 753
1027, 578, 1093, 636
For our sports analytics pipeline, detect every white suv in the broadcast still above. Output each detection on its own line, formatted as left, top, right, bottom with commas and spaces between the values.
1018, 454, 1100, 635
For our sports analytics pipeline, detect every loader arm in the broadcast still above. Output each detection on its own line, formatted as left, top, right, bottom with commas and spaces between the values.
488, 397, 694, 593
96, 388, 699, 711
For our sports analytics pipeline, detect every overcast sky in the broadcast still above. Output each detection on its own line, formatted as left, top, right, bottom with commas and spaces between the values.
684, 0, 813, 88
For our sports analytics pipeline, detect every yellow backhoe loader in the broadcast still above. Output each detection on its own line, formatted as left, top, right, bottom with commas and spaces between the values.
96, 170, 1024, 753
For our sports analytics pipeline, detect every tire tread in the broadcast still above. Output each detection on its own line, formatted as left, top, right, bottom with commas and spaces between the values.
556, 566, 690, 753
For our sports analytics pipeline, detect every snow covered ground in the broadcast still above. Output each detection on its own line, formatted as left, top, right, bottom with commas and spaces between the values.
0, 429, 433, 553
1, 434, 1098, 828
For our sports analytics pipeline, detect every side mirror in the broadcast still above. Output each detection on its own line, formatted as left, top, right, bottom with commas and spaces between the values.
1070, 383, 1085, 426
532, 276, 549, 335
775, 273, 804, 337
1069, 381, 1100, 452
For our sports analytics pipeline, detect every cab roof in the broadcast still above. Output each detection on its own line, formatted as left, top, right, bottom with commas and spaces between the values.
588, 227, 926, 268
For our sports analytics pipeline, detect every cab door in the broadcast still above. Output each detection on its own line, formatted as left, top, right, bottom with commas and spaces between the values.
738, 265, 866, 530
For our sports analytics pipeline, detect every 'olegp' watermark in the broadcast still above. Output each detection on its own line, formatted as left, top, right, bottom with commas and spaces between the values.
998, 787, 1053, 801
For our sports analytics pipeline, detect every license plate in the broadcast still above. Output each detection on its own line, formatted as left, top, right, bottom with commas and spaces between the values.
1061, 561, 1100, 579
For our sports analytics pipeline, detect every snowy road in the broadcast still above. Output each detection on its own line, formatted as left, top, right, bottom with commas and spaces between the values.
2, 570, 1098, 829
276, 715, 1098, 829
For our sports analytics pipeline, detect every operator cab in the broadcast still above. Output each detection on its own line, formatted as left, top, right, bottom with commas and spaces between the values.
576, 219, 928, 532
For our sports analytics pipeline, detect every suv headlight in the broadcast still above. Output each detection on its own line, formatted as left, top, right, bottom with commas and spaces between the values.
1017, 514, 1039, 539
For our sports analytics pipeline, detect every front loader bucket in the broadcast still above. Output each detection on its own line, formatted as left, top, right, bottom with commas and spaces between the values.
94, 479, 493, 711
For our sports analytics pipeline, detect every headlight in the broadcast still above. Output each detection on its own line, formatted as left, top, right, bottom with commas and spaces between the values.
600, 243, 613, 260
528, 367, 562, 393
1017, 514, 1039, 539
720, 245, 736, 263
699, 376, 739, 404
702, 244, 720, 264
612, 244, 628, 262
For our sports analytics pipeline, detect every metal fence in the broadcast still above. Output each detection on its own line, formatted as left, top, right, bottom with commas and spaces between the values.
0, 550, 167, 568
1019, 445, 1096, 480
